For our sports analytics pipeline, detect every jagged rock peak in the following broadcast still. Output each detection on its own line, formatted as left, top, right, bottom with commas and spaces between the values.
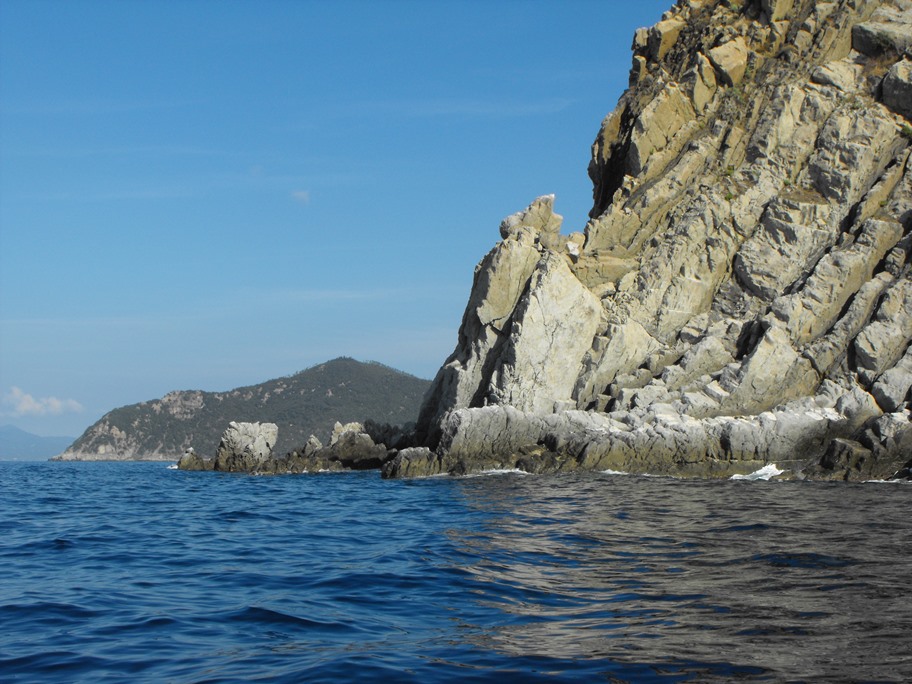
411, 0, 912, 480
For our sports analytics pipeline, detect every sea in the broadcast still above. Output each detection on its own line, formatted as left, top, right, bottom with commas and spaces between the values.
1, 461, 910, 683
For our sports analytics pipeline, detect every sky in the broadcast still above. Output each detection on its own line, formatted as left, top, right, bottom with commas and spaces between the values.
0, 0, 673, 437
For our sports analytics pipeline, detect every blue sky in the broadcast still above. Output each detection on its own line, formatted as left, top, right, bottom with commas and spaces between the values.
0, 0, 672, 437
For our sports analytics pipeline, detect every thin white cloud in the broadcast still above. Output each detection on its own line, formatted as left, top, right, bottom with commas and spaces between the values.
1, 387, 83, 417
291, 190, 311, 204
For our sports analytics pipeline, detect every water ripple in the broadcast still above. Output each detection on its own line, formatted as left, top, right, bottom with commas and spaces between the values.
0, 462, 910, 682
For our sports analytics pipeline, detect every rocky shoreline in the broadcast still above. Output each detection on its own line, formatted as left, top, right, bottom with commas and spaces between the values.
179, 401, 911, 481
182, 0, 912, 483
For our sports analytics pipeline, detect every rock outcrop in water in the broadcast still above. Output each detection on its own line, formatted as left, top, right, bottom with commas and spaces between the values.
179, 420, 397, 474
385, 0, 912, 481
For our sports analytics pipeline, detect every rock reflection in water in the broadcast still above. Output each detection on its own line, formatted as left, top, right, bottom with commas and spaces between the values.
444, 472, 912, 681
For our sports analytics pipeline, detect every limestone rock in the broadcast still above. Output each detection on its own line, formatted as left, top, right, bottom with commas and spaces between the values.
615, 381, 673, 412
708, 37, 748, 87
415, 226, 540, 439
835, 387, 884, 432
854, 276, 912, 384
872, 411, 912, 445
407, 0, 912, 481
177, 448, 212, 471
632, 193, 745, 341
808, 108, 899, 205
761, 0, 794, 22
330, 421, 362, 445
648, 18, 686, 61
499, 194, 563, 249
327, 424, 389, 470
213, 421, 278, 472
574, 321, 662, 408
803, 272, 895, 375
491, 252, 602, 414
892, 458, 912, 480
473, 240, 541, 332
662, 335, 733, 392
735, 198, 838, 300
810, 60, 863, 92
771, 219, 903, 346
871, 346, 912, 412
301, 434, 323, 456
381, 447, 442, 479
856, 411, 912, 479
363, 420, 412, 451
819, 438, 873, 480
720, 326, 819, 415
853, 7, 912, 57
882, 58, 912, 121
281, 450, 344, 474
688, 52, 718, 113
627, 83, 697, 180
571, 251, 637, 289
435, 405, 550, 467
391, 402, 851, 480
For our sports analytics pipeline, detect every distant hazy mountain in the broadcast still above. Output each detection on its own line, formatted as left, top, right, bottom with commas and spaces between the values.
0, 425, 76, 460
57, 358, 431, 461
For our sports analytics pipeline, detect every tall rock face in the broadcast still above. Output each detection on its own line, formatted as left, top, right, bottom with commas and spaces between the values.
406, 0, 912, 481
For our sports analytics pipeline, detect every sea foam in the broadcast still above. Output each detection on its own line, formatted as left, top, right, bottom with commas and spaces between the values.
730, 464, 784, 481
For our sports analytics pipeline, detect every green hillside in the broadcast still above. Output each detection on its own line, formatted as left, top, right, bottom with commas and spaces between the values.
61, 358, 430, 460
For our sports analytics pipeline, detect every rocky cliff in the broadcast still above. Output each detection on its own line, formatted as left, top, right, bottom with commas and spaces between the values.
387, 0, 912, 481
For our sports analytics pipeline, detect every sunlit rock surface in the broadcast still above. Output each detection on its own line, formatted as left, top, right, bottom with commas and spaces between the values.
399, 0, 912, 482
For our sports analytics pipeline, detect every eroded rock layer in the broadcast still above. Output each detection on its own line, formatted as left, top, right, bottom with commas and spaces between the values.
401, 0, 912, 481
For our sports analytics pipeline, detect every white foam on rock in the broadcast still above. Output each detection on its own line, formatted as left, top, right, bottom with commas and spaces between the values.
730, 464, 785, 481
467, 468, 529, 478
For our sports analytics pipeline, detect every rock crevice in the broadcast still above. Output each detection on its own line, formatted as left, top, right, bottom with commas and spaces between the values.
406, 0, 912, 482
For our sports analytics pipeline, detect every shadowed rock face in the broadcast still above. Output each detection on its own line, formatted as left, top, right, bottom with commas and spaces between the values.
179, 420, 397, 474
402, 0, 912, 481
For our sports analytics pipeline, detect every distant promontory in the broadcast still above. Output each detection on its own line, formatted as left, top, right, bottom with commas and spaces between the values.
54, 358, 430, 461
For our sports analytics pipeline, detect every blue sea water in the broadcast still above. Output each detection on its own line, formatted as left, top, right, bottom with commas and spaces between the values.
1, 461, 910, 683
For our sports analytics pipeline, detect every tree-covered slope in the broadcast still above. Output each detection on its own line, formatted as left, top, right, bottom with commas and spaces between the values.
58, 358, 430, 460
